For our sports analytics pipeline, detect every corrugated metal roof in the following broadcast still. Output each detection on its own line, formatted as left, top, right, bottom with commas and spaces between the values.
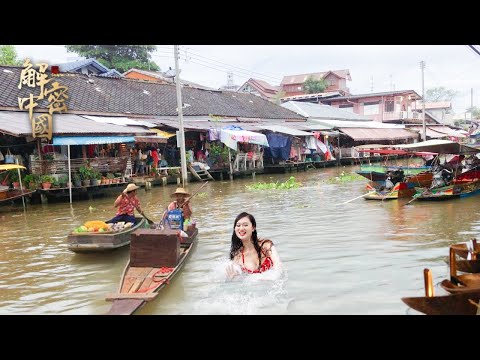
260, 125, 312, 136
282, 101, 370, 121
396, 139, 479, 154
0, 111, 153, 137
320, 90, 422, 102
311, 119, 404, 129
57, 58, 110, 73
408, 125, 466, 138
339, 128, 418, 141
81, 115, 157, 128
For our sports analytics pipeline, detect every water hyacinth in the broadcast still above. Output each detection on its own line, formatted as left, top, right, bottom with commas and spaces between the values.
326, 171, 364, 183
246, 176, 302, 190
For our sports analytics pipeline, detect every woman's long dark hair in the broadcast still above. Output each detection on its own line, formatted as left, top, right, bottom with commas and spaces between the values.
230, 212, 262, 269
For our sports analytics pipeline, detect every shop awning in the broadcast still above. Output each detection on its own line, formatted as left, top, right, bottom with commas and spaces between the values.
134, 135, 168, 143
150, 129, 176, 138
52, 136, 135, 145
339, 128, 418, 141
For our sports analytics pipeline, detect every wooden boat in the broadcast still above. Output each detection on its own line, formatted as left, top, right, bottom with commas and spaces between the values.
364, 181, 416, 200
67, 217, 146, 253
402, 268, 480, 315
396, 140, 480, 201
439, 241, 480, 294
402, 289, 480, 315
105, 226, 199, 315
363, 172, 433, 200
412, 179, 480, 201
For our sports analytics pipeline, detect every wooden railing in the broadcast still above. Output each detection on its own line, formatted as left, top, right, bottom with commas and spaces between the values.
383, 111, 420, 121
31, 156, 129, 175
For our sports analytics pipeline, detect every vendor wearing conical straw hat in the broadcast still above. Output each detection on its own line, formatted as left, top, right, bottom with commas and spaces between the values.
167, 187, 192, 220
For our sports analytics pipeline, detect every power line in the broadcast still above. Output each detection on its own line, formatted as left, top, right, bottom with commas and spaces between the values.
150, 50, 282, 84
182, 46, 284, 81
467, 45, 480, 57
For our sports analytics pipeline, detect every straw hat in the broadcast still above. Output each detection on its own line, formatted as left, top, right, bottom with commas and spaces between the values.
123, 183, 140, 193
171, 187, 190, 197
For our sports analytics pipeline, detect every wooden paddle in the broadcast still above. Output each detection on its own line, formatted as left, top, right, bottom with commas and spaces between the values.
341, 191, 374, 204
404, 188, 428, 205
121, 192, 154, 225
180, 181, 209, 209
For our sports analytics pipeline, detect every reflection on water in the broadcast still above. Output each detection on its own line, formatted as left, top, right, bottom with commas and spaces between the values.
1, 164, 480, 314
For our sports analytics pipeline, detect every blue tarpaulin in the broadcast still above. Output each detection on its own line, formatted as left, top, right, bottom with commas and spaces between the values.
52, 136, 135, 146
264, 133, 292, 161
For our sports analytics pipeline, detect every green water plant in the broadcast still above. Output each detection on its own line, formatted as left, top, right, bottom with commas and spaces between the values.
246, 176, 302, 190
326, 171, 364, 183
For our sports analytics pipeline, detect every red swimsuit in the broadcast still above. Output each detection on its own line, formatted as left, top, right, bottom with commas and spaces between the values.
241, 246, 274, 274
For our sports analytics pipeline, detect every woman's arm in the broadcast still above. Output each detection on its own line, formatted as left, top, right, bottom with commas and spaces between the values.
269, 245, 282, 271
113, 194, 123, 208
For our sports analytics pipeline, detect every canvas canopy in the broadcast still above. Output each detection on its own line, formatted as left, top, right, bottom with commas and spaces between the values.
395, 140, 479, 155
220, 127, 269, 151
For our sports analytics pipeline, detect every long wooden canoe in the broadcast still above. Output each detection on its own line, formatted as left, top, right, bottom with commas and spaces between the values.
67, 217, 146, 253
105, 226, 198, 315
402, 289, 480, 315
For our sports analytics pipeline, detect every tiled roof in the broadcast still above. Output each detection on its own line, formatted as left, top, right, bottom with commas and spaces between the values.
281, 70, 351, 85
237, 78, 280, 99
0, 66, 303, 120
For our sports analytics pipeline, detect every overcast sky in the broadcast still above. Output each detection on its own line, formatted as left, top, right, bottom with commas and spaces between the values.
15, 45, 480, 114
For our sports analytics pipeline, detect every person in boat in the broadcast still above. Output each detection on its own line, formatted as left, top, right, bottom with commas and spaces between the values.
106, 183, 142, 225
164, 187, 193, 222
226, 212, 282, 279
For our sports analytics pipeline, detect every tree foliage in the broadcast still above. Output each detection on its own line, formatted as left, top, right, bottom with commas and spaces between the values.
272, 90, 286, 105
0, 45, 22, 66
64, 45, 160, 73
425, 87, 458, 102
303, 76, 329, 94
467, 106, 480, 119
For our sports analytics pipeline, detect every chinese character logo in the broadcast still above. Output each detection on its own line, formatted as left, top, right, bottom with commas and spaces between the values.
17, 59, 69, 141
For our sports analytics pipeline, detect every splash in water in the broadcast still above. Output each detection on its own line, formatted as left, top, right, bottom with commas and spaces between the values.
190, 259, 290, 315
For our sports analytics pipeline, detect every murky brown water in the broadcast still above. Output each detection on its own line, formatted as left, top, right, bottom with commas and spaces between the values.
1, 164, 479, 315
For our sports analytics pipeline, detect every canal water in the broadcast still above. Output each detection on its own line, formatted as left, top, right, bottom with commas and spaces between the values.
1, 164, 479, 315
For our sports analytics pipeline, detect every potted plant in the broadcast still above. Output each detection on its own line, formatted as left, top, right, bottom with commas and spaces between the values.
58, 175, 68, 188
41, 175, 55, 190
90, 169, 101, 186
106, 173, 114, 184
79, 166, 92, 186
72, 173, 81, 187
24, 174, 36, 190
9, 170, 20, 189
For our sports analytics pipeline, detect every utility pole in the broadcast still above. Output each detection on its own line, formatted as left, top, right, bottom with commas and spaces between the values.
174, 45, 188, 187
471, 88, 474, 122
420, 60, 426, 141
370, 76, 373, 92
